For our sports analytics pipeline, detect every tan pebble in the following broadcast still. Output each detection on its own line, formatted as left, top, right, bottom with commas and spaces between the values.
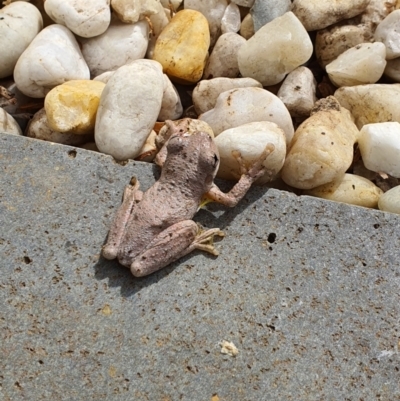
378, 185, 400, 214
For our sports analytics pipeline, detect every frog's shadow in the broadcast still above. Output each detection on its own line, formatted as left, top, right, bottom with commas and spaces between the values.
93, 179, 271, 298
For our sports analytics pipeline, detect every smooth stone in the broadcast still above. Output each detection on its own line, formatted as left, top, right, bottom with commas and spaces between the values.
250, 0, 291, 32
384, 57, 400, 82
0, 109, 23, 136
378, 185, 400, 214
152, 9, 210, 84
93, 71, 115, 84
203, 33, 246, 79
326, 42, 387, 87
358, 122, 400, 178
199, 87, 294, 144
221, 2, 241, 34
240, 13, 254, 40
214, 121, 286, 184
281, 97, 359, 190
184, 0, 228, 46
14, 25, 90, 98
315, 24, 368, 68
145, 3, 170, 59
361, 0, 397, 37
193, 77, 263, 115
0, 2, 43, 79
44, 0, 111, 38
95, 59, 164, 160
111, 0, 160, 23
305, 174, 383, 209
238, 12, 313, 86
335, 84, 400, 129
292, 0, 369, 31
81, 19, 149, 77
45, 80, 105, 135
158, 75, 183, 121
26, 108, 93, 145
374, 9, 400, 59
277, 67, 317, 118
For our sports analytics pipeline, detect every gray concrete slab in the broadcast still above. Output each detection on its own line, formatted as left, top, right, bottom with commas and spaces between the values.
1, 133, 399, 401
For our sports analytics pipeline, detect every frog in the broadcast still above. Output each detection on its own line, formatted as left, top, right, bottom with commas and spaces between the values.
102, 120, 275, 277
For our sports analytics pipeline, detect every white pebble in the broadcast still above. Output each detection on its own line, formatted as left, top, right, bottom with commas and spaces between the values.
81, 19, 149, 77
203, 33, 246, 79
111, 0, 160, 23
374, 9, 400, 60
193, 77, 262, 115
44, 0, 111, 38
326, 42, 387, 87
199, 87, 294, 144
0, 109, 22, 136
358, 122, 400, 178
221, 2, 241, 34
238, 12, 313, 86
158, 75, 183, 122
214, 121, 287, 184
292, 0, 369, 31
14, 25, 90, 98
378, 185, 400, 214
277, 67, 317, 118
95, 59, 164, 161
0, 2, 43, 79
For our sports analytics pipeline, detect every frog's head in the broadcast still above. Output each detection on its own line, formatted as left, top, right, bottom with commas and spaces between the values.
166, 131, 220, 187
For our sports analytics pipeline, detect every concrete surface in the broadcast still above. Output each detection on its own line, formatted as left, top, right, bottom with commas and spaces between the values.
1, 133, 399, 401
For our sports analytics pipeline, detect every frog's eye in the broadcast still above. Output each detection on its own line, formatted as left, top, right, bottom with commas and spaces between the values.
213, 153, 219, 167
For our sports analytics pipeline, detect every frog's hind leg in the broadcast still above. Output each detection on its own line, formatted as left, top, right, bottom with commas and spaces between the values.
102, 177, 143, 260
130, 221, 224, 277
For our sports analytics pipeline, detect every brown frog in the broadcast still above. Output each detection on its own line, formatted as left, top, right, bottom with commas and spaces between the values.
102, 120, 274, 277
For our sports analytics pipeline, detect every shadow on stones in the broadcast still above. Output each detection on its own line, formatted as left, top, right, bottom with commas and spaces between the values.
93, 183, 271, 298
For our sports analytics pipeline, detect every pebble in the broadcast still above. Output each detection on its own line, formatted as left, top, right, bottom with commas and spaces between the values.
203, 33, 246, 79
277, 67, 317, 118
14, 24, 90, 98
238, 12, 313, 86
95, 59, 165, 160
45, 80, 105, 135
152, 10, 210, 84
214, 121, 287, 184
158, 75, 183, 122
44, 0, 111, 38
146, 2, 170, 59
26, 108, 93, 146
292, 0, 370, 31
0, 109, 23, 136
250, 0, 291, 32
358, 122, 400, 178
315, 24, 368, 68
374, 9, 400, 60
199, 87, 294, 144
81, 19, 149, 77
335, 84, 400, 129
326, 42, 387, 87
111, 0, 160, 23
304, 174, 383, 209
240, 13, 254, 40
184, 0, 228, 46
384, 58, 400, 82
221, 2, 241, 34
378, 185, 400, 214
281, 97, 359, 190
192, 77, 263, 115
0, 2, 43, 79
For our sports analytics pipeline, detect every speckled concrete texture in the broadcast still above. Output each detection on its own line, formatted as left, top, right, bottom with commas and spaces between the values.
1, 133, 399, 401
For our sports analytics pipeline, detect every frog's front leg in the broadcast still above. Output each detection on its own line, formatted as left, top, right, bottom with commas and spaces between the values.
130, 221, 224, 277
206, 143, 275, 207
102, 177, 143, 260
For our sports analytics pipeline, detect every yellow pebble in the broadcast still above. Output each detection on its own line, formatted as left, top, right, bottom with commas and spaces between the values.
45, 80, 105, 135
152, 9, 210, 84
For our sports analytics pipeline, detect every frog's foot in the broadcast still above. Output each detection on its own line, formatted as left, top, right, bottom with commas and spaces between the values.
192, 224, 225, 256
232, 143, 275, 182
